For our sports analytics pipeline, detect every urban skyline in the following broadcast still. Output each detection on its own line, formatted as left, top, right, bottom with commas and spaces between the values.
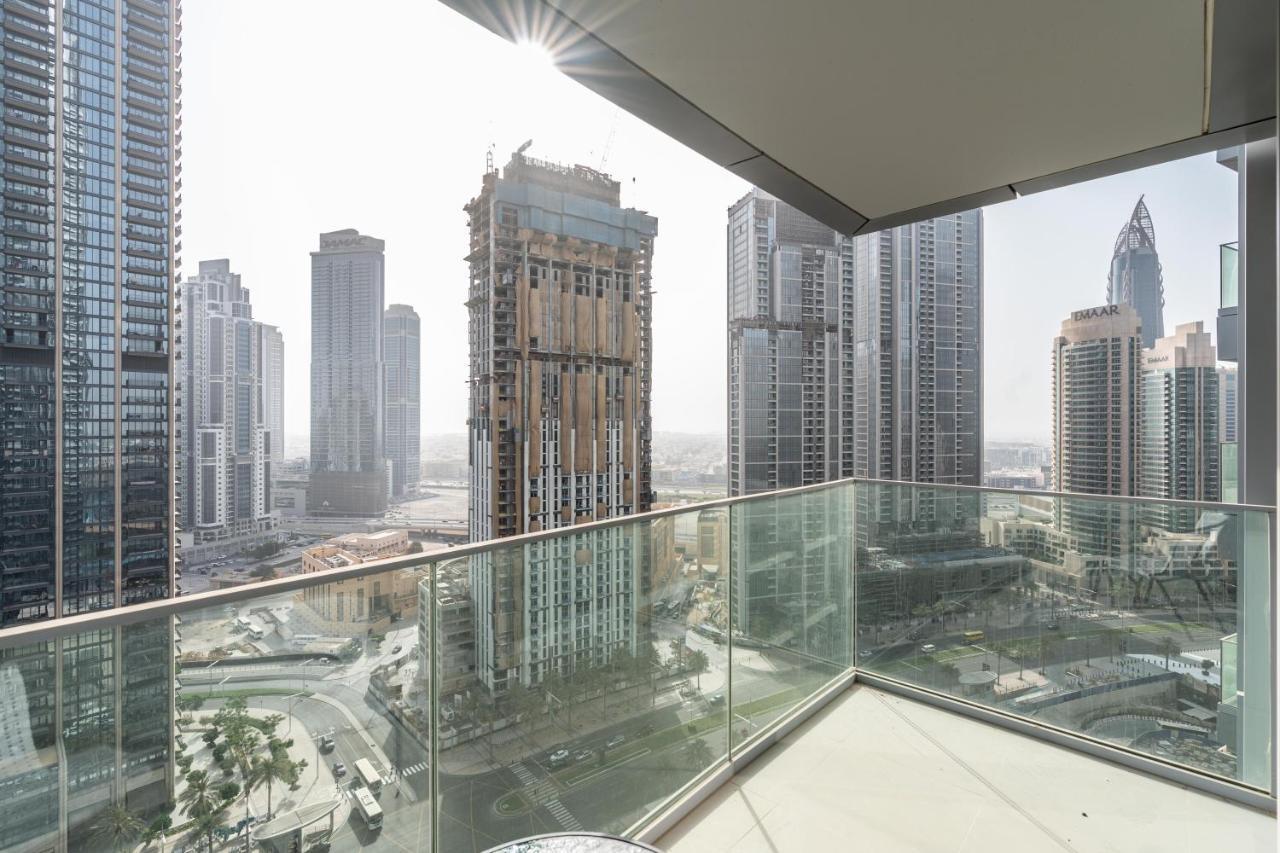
180, 1, 1237, 449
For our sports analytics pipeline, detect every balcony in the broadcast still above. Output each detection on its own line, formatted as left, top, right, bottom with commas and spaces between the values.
0, 480, 1271, 851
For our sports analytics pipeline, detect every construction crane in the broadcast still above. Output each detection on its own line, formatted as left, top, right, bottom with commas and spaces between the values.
598, 111, 619, 171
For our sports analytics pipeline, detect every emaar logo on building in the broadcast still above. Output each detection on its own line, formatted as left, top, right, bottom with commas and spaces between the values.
1071, 305, 1121, 321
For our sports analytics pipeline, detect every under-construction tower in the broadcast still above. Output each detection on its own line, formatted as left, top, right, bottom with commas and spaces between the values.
464, 147, 657, 691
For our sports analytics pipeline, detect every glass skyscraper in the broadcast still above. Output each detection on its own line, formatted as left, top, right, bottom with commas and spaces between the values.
0, 0, 179, 846
308, 229, 388, 517
178, 260, 277, 547
384, 303, 421, 497
1106, 196, 1165, 349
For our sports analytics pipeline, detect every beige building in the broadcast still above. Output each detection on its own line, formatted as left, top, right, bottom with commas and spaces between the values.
295, 529, 418, 635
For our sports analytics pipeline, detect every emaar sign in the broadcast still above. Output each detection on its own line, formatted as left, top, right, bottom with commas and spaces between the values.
1071, 305, 1120, 321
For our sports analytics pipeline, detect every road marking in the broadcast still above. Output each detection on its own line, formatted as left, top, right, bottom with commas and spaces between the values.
511, 763, 581, 831
398, 762, 428, 777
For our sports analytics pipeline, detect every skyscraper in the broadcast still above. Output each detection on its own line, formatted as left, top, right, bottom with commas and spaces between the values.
0, 0, 178, 623
852, 212, 984, 486
1052, 304, 1143, 555
384, 304, 421, 497
0, 0, 179, 845
1106, 196, 1165, 348
727, 189, 851, 496
465, 148, 656, 691
1140, 322, 1219, 529
1218, 364, 1238, 443
309, 229, 387, 516
258, 322, 286, 473
851, 211, 984, 555
178, 260, 277, 547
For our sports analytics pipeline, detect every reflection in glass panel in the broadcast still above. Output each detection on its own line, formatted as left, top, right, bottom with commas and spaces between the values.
855, 481, 1272, 790
729, 483, 853, 751
432, 507, 729, 851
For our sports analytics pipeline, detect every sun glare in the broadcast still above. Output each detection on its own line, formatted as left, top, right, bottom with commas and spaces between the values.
514, 39, 556, 72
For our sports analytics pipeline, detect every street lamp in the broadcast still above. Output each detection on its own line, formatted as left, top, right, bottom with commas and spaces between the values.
205, 659, 221, 695
285, 691, 306, 735
299, 658, 317, 690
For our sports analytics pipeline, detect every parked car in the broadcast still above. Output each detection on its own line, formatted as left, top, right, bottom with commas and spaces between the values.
332, 762, 346, 778
319, 736, 335, 753
920, 644, 937, 654
707, 693, 725, 707
605, 734, 626, 750
858, 650, 874, 660
573, 748, 593, 763
548, 749, 571, 768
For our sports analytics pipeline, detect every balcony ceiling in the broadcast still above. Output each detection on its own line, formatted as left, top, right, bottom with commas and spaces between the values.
443, 0, 1276, 233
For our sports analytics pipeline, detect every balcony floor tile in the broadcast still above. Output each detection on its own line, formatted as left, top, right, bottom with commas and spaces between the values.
658, 684, 1274, 853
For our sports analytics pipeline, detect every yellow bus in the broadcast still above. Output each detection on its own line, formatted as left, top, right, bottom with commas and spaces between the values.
963, 630, 985, 644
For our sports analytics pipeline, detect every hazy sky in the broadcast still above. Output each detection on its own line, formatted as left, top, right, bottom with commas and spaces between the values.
183, 0, 1237, 450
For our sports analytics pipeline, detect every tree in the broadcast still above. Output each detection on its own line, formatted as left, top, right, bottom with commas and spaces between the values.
668, 638, 686, 673
254, 744, 299, 820
682, 737, 714, 770
187, 804, 228, 853
89, 804, 143, 852
1158, 637, 1181, 671
218, 780, 240, 802
1103, 627, 1124, 662
686, 650, 710, 690
141, 816, 171, 852
179, 769, 219, 819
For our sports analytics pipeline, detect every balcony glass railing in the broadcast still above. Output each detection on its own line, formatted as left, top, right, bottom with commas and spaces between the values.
0, 480, 1270, 851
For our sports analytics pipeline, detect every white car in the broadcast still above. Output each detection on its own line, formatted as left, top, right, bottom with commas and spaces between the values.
920, 644, 937, 654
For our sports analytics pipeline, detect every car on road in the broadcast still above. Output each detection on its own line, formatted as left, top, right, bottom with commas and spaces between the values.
391, 644, 403, 655
332, 762, 346, 778
707, 693, 725, 707
319, 736, 335, 753
920, 644, 937, 654
605, 734, 626, 750
548, 749, 571, 768
858, 650, 874, 659
1045, 623, 1060, 631
573, 748, 594, 763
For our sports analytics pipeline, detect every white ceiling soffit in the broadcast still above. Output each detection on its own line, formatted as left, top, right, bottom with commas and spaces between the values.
442, 0, 1277, 234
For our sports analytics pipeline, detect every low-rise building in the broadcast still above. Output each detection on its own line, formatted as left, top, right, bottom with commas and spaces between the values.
294, 529, 417, 635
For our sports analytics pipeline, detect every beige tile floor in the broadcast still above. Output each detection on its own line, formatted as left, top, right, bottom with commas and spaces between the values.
658, 685, 1275, 853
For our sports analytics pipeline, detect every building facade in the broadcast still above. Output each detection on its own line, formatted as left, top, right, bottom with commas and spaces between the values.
1140, 322, 1220, 529
0, 0, 180, 846
179, 260, 276, 546
1106, 196, 1165, 348
258, 322, 285, 473
727, 189, 851, 496
1052, 304, 1144, 555
309, 229, 387, 516
384, 304, 421, 498
465, 149, 657, 692
296, 529, 416, 635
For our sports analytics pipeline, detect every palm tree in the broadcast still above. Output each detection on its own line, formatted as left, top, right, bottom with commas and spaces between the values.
668, 638, 686, 673
686, 650, 710, 690
1158, 637, 1181, 671
141, 816, 171, 852
254, 748, 294, 820
682, 737, 714, 770
89, 804, 143, 852
187, 804, 228, 853
179, 769, 219, 819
